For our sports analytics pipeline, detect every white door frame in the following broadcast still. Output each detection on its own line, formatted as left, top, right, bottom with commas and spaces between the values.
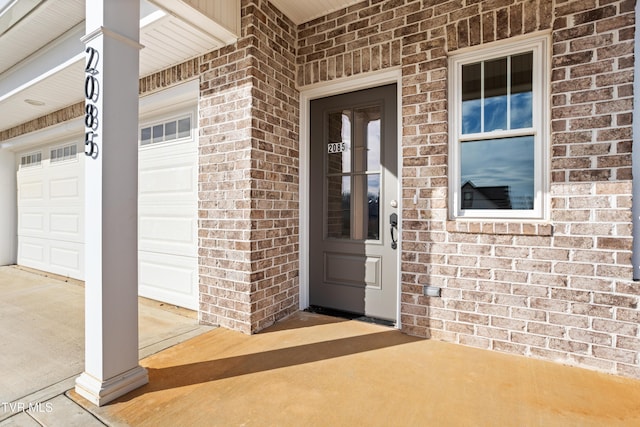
298, 67, 403, 326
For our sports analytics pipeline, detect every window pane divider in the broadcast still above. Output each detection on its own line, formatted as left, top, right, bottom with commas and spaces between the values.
459, 127, 535, 142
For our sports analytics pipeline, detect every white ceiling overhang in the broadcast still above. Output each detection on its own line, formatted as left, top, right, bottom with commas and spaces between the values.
0, 0, 362, 136
270, 0, 363, 25
0, 0, 240, 135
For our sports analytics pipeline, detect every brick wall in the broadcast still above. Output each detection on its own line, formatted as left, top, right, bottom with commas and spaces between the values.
198, 0, 299, 333
298, 0, 639, 378
245, 0, 300, 332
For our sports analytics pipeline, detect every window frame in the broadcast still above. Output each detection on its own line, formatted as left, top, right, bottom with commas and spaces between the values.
50, 142, 79, 165
448, 34, 549, 220
139, 113, 193, 148
19, 151, 42, 169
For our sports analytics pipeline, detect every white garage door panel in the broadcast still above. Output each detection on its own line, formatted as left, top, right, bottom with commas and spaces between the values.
19, 212, 45, 232
50, 244, 82, 273
19, 209, 83, 242
49, 176, 80, 200
17, 142, 85, 281
139, 163, 195, 197
18, 236, 84, 280
49, 212, 82, 240
19, 238, 45, 264
139, 251, 197, 310
138, 214, 197, 256
18, 180, 44, 202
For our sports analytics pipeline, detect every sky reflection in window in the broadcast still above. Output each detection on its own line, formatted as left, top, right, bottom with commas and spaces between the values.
461, 136, 534, 210
462, 52, 533, 134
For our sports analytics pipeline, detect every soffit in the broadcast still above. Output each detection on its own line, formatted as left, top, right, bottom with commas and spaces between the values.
0, 0, 233, 135
0, 0, 84, 75
271, 0, 362, 24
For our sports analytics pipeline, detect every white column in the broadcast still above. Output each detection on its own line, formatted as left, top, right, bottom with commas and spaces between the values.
0, 147, 16, 266
75, 0, 147, 406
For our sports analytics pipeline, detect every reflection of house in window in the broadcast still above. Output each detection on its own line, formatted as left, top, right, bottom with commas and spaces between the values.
461, 181, 512, 209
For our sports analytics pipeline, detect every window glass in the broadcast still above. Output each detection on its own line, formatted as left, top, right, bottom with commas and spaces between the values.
178, 117, 190, 139
462, 63, 481, 134
153, 124, 163, 143
140, 115, 191, 146
462, 53, 534, 134
141, 127, 151, 145
20, 152, 42, 168
510, 52, 533, 129
165, 121, 177, 140
484, 57, 507, 132
461, 136, 534, 210
50, 144, 78, 163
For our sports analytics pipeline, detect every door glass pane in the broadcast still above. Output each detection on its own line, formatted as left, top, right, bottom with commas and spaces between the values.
367, 174, 380, 240
510, 52, 533, 129
484, 57, 507, 132
327, 111, 351, 174
325, 104, 384, 241
460, 136, 534, 210
327, 175, 350, 239
353, 107, 381, 172
367, 119, 381, 171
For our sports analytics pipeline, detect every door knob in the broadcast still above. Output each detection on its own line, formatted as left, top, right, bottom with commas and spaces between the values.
390, 213, 398, 250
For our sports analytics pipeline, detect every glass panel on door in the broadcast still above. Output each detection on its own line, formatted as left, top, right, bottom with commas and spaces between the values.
326, 106, 381, 242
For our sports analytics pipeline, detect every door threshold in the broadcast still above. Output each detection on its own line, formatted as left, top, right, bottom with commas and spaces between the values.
305, 306, 395, 327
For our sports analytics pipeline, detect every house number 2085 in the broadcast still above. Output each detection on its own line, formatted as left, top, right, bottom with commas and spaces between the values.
84, 47, 99, 157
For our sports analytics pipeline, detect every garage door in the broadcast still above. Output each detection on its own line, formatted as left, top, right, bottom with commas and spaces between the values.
16, 108, 198, 310
17, 142, 85, 280
138, 112, 198, 310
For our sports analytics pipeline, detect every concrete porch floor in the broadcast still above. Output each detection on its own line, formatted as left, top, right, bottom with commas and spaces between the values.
0, 265, 213, 426
68, 311, 640, 427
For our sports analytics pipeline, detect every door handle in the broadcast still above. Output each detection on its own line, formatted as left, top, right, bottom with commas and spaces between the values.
390, 213, 398, 250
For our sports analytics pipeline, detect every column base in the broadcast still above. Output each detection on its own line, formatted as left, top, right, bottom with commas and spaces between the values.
75, 365, 149, 406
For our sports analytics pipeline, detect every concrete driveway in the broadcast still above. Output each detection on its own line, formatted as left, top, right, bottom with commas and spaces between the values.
0, 266, 212, 425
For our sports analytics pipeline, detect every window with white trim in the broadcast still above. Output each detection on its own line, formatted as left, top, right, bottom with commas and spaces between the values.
449, 35, 549, 219
20, 152, 42, 168
50, 143, 78, 163
140, 115, 191, 146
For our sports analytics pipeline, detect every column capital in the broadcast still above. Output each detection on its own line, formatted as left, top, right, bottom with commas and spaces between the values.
81, 26, 144, 50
